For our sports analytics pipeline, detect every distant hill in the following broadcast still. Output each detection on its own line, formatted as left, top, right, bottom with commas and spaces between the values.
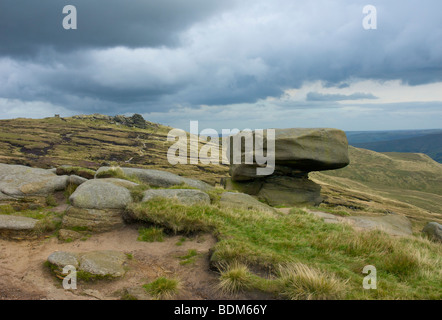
346, 129, 442, 144
350, 132, 442, 163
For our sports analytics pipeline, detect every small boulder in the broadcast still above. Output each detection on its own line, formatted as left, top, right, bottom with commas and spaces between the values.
142, 189, 210, 205
219, 192, 275, 213
62, 206, 125, 233
69, 178, 137, 209
0, 215, 38, 240
0, 163, 68, 197
79, 251, 128, 278
47, 250, 128, 280
422, 222, 442, 242
47, 251, 80, 269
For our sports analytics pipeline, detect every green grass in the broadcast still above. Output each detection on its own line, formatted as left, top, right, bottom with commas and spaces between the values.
178, 249, 199, 265
126, 198, 442, 299
57, 166, 96, 179
143, 277, 181, 299
217, 261, 256, 294
137, 226, 165, 242
45, 194, 57, 207
95, 167, 143, 184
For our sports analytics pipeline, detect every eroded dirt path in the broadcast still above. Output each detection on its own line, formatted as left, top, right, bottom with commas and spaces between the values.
0, 226, 226, 300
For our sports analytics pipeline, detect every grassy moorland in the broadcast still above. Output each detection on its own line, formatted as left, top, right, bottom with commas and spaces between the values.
1, 115, 441, 299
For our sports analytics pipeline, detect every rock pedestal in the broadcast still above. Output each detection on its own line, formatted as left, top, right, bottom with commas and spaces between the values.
224, 128, 350, 206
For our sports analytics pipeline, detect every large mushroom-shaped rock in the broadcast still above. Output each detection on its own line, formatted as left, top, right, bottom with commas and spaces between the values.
95, 167, 213, 191
0, 163, 68, 197
225, 128, 349, 206
228, 128, 350, 181
422, 222, 442, 242
142, 189, 210, 205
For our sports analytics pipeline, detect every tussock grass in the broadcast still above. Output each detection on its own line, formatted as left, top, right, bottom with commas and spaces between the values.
137, 226, 164, 242
143, 277, 181, 299
278, 263, 347, 300
217, 261, 255, 294
96, 167, 142, 184
125, 198, 442, 299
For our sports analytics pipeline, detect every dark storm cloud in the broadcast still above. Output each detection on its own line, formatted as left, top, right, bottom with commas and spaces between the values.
0, 0, 233, 56
0, 0, 441, 125
306, 92, 378, 101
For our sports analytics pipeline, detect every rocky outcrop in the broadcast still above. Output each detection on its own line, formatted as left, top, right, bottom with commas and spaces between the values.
142, 189, 211, 205
224, 128, 350, 206
0, 163, 68, 197
63, 178, 136, 232
62, 207, 125, 233
47, 250, 128, 279
95, 167, 213, 191
0, 215, 39, 239
219, 192, 275, 214
422, 222, 442, 242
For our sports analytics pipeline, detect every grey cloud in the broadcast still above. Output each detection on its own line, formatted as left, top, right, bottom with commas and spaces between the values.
0, 0, 441, 128
306, 92, 378, 101
0, 0, 234, 56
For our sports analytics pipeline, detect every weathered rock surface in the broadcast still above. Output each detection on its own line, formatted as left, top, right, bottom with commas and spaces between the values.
68, 175, 88, 186
0, 163, 68, 197
95, 167, 213, 191
79, 251, 127, 278
62, 206, 125, 233
422, 222, 442, 242
48, 251, 80, 269
0, 215, 38, 239
47, 250, 128, 279
142, 189, 211, 205
224, 175, 322, 206
229, 128, 350, 181
219, 192, 275, 213
58, 229, 84, 241
225, 128, 349, 207
306, 210, 413, 236
69, 178, 137, 209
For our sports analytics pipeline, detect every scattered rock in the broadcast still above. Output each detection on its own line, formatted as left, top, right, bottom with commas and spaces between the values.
47, 251, 79, 269
79, 251, 127, 278
95, 167, 213, 191
0, 215, 38, 240
62, 206, 125, 233
422, 222, 442, 242
0, 163, 68, 197
47, 250, 128, 280
142, 189, 211, 205
69, 178, 136, 209
219, 192, 275, 213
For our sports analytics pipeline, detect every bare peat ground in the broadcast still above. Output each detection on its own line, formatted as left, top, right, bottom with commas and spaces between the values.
0, 226, 267, 300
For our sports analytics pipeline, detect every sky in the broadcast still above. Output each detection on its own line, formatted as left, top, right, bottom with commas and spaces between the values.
0, 0, 441, 132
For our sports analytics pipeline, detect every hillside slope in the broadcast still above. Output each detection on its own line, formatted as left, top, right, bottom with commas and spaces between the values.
351, 132, 442, 163
0, 115, 441, 230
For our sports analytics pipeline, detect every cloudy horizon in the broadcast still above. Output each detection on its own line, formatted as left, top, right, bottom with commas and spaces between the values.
0, 0, 441, 131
